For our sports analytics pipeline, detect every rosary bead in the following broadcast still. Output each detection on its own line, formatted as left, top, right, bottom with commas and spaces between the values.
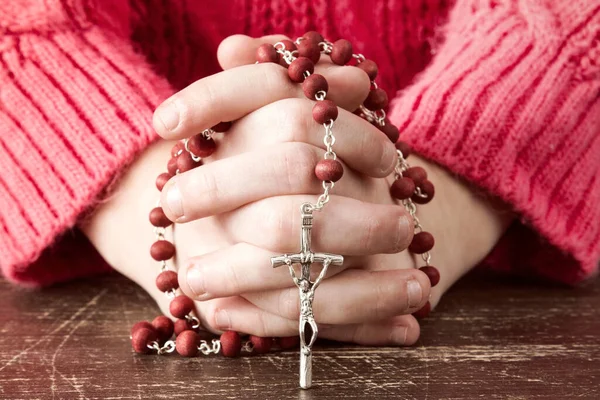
277, 336, 300, 350
395, 141, 412, 159
170, 295, 194, 319
211, 121, 232, 132
131, 321, 155, 336
176, 330, 200, 357
379, 120, 400, 143
171, 142, 184, 157
404, 166, 427, 185
132, 327, 158, 354
167, 156, 178, 175
363, 88, 389, 111
188, 133, 216, 158
176, 151, 199, 173
149, 207, 172, 228
288, 57, 315, 83
278, 40, 298, 67
156, 270, 179, 292
419, 266, 440, 287
412, 301, 431, 320
249, 336, 273, 354
315, 159, 344, 182
357, 59, 379, 81
256, 43, 279, 63
150, 240, 175, 261
220, 331, 242, 357
152, 316, 175, 342
174, 318, 195, 336
156, 173, 172, 191
312, 100, 338, 124
303, 31, 324, 44
302, 73, 328, 100
412, 179, 435, 204
409, 231, 435, 254
390, 177, 416, 200
330, 39, 353, 65
297, 40, 321, 64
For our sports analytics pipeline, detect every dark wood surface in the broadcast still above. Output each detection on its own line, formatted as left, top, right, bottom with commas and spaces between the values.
1, 270, 598, 400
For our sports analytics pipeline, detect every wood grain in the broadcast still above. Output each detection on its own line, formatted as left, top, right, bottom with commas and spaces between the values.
0, 271, 598, 399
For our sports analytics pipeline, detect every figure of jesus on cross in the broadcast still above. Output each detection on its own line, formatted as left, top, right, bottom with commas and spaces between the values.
271, 203, 344, 389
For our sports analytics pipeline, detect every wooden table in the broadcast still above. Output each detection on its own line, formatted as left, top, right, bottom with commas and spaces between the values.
1, 270, 598, 399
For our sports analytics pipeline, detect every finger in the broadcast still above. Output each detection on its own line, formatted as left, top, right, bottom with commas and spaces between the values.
178, 242, 353, 302
214, 98, 398, 177
152, 63, 370, 140
160, 142, 371, 223
202, 296, 420, 346
217, 34, 289, 70
218, 195, 413, 256
244, 268, 431, 324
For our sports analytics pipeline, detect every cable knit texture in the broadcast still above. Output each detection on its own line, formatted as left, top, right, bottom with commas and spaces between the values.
0, 0, 598, 286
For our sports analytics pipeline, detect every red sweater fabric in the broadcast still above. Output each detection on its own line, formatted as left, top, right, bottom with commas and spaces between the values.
0, 0, 598, 287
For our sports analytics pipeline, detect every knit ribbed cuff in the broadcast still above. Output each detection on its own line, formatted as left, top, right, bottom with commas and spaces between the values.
0, 26, 174, 285
389, 3, 600, 284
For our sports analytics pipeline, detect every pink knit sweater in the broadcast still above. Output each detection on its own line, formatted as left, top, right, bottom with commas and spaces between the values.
0, 0, 598, 287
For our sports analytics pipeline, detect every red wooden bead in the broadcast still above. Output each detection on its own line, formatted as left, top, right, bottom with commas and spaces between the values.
312, 100, 338, 124
156, 173, 172, 191
303, 31, 324, 44
404, 166, 427, 185
390, 177, 416, 200
156, 270, 179, 292
152, 316, 175, 342
131, 321, 155, 336
395, 141, 412, 159
149, 207, 172, 227
409, 231, 435, 254
132, 327, 158, 354
150, 240, 175, 261
211, 121, 232, 132
277, 336, 300, 350
379, 120, 399, 143
315, 159, 344, 182
171, 142, 184, 157
174, 319, 194, 336
363, 88, 389, 111
302, 73, 328, 100
167, 156, 178, 175
256, 43, 278, 63
412, 301, 431, 320
297, 40, 321, 64
412, 179, 435, 204
357, 59, 378, 80
169, 295, 194, 319
188, 134, 216, 158
330, 39, 353, 65
220, 331, 242, 357
176, 151, 199, 173
288, 57, 314, 83
250, 336, 273, 354
419, 266, 440, 287
176, 330, 200, 357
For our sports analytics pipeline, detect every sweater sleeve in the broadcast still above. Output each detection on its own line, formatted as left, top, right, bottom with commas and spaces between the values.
389, 0, 600, 284
0, 1, 174, 286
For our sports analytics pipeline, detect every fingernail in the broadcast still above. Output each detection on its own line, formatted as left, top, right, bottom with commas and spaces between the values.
155, 100, 180, 132
215, 309, 230, 329
391, 327, 408, 345
165, 181, 184, 219
186, 266, 205, 298
379, 143, 396, 174
407, 279, 423, 308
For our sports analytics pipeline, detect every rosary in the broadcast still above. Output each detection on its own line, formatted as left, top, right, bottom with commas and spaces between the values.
131, 31, 439, 390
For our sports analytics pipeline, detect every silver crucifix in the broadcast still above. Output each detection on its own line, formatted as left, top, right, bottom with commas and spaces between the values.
271, 202, 344, 389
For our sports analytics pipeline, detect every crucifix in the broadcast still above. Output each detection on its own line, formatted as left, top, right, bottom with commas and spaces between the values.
271, 202, 344, 389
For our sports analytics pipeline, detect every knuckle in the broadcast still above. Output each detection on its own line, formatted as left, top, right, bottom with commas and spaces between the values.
278, 288, 299, 320
393, 208, 414, 253
261, 198, 295, 250
362, 215, 385, 254
275, 99, 310, 143
278, 143, 319, 193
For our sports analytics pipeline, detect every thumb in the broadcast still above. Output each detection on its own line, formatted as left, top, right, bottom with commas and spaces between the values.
217, 34, 290, 70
